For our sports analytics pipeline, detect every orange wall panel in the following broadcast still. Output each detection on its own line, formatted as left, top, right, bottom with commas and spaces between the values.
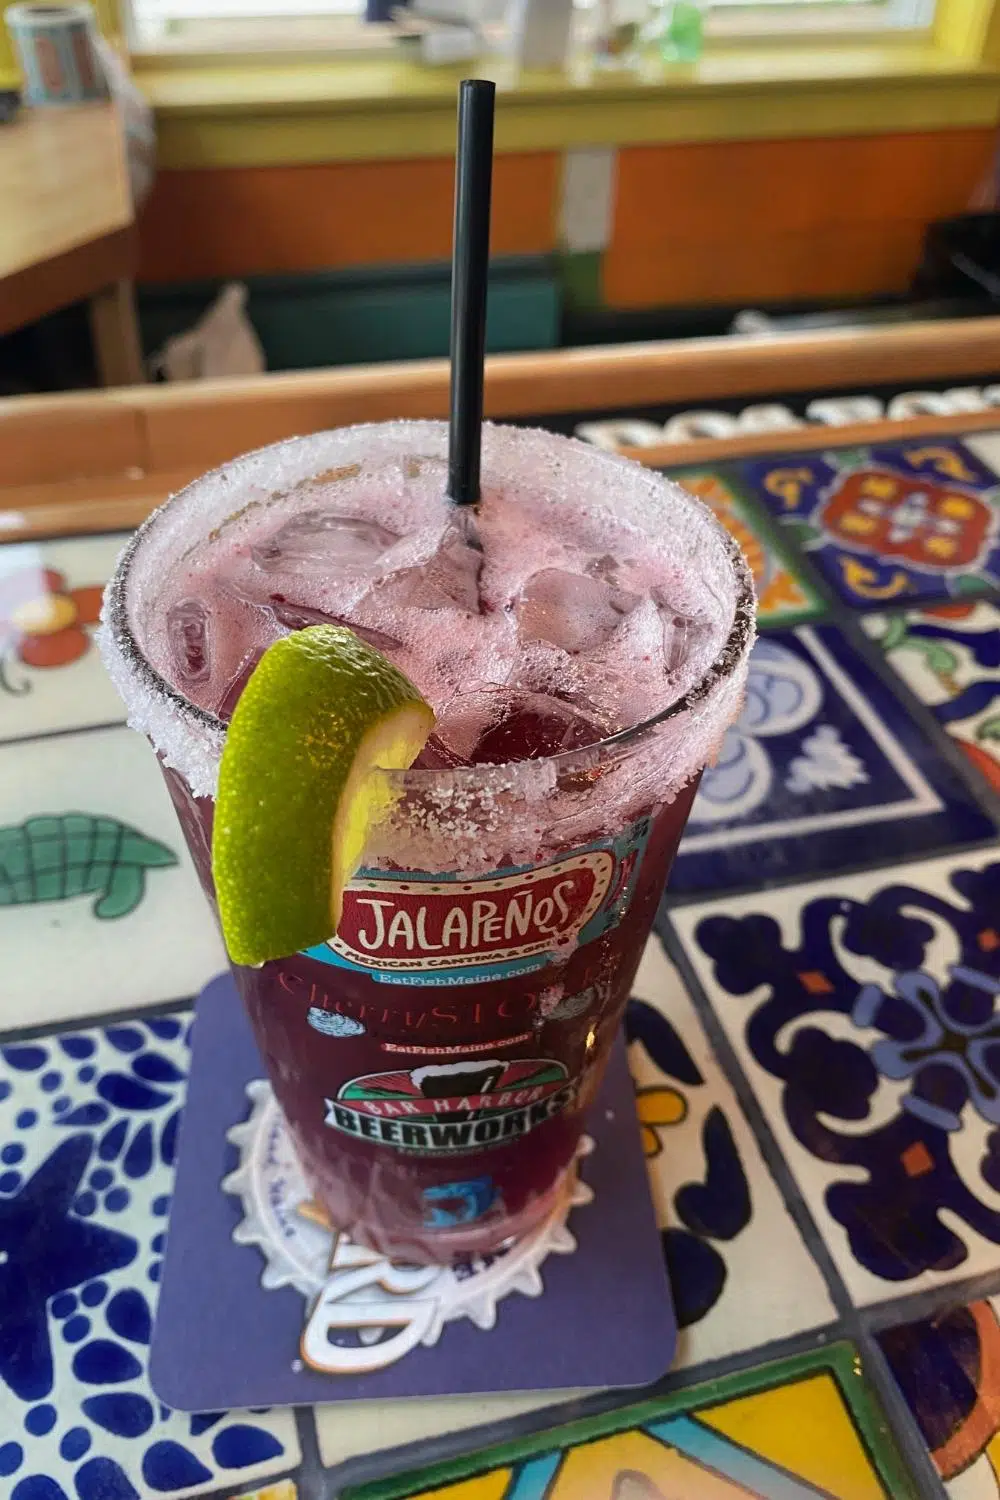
604, 129, 996, 308
138, 153, 559, 283
615, 224, 935, 306
138, 128, 998, 306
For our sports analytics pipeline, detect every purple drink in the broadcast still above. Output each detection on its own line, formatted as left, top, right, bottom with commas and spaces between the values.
102, 422, 754, 1263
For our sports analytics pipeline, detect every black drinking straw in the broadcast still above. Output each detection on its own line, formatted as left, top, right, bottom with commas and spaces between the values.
448, 79, 496, 508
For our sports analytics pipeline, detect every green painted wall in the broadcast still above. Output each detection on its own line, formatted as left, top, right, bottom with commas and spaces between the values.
138, 258, 560, 370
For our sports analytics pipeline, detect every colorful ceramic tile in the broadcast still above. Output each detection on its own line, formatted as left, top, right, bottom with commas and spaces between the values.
626, 938, 835, 1364
878, 1298, 1000, 1499
962, 430, 1000, 479
315, 939, 835, 1475
863, 601, 1000, 795
672, 849, 1000, 1306
315, 1392, 579, 1472
668, 468, 824, 626
0, 535, 130, 743
0, 1013, 300, 1499
341, 1344, 917, 1500
0, 726, 226, 1028
741, 440, 1000, 607
228, 1484, 299, 1500
671, 623, 995, 896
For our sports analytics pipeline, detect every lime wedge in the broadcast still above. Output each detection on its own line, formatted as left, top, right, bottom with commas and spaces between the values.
212, 625, 434, 966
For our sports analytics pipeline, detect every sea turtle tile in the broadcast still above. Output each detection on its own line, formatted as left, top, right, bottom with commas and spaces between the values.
0, 725, 225, 1028
666, 468, 824, 627
315, 938, 836, 1475
878, 1297, 1000, 1500
864, 601, 1000, 796
672, 849, 1000, 1306
336, 1344, 916, 1500
0, 1014, 299, 1499
0, 535, 130, 743
740, 440, 1000, 607
670, 623, 995, 897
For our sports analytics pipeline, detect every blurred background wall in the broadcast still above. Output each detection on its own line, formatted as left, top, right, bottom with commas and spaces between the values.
3, 0, 999, 378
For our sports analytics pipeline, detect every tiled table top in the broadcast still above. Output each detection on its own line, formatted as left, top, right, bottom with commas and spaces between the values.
1, 429, 999, 1500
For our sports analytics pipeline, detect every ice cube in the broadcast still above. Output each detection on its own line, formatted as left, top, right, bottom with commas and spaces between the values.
661, 611, 701, 674
585, 554, 632, 585
264, 598, 331, 630
332, 618, 403, 654
373, 522, 482, 614
432, 687, 610, 766
473, 691, 609, 763
424, 690, 497, 763
252, 512, 399, 574
516, 569, 639, 654
415, 733, 474, 770
165, 598, 212, 684
215, 648, 263, 720
650, 588, 713, 677
264, 596, 402, 654
427, 524, 483, 611
573, 597, 673, 723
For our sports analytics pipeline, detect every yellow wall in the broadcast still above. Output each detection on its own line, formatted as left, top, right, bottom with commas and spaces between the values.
129, 0, 1000, 307
5, 0, 1000, 311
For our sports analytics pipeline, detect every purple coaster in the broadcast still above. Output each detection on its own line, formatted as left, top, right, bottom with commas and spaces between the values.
149, 974, 676, 1411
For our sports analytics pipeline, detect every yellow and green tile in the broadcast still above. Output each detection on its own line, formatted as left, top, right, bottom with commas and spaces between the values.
342, 1345, 917, 1500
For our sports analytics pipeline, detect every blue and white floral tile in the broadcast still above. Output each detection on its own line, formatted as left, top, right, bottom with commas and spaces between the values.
625, 937, 835, 1364
863, 601, 1000, 798
0, 725, 226, 1029
314, 936, 837, 1476
670, 849, 1000, 1307
0, 1014, 299, 1500
740, 440, 1000, 607
670, 623, 996, 897
0, 535, 130, 744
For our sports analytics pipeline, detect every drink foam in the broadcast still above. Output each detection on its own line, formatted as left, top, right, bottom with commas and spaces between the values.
101, 421, 754, 873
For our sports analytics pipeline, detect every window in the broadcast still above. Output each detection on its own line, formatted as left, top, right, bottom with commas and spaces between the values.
127, 0, 934, 58
705, 0, 934, 37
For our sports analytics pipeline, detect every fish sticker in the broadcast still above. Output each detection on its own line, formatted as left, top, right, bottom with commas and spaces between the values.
307, 1008, 366, 1039
0, 814, 177, 920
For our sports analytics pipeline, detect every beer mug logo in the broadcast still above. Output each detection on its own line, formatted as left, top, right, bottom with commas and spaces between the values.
410, 1059, 509, 1121
324, 1057, 574, 1154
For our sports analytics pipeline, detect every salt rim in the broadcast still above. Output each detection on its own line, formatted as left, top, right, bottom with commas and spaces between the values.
99, 421, 755, 859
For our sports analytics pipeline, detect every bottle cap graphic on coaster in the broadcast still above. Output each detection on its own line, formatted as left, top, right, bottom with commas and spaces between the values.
148, 974, 675, 1412
223, 1081, 595, 1375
